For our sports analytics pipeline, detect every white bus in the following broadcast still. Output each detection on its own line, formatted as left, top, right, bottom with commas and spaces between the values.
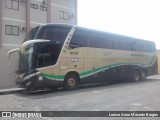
8, 24, 158, 90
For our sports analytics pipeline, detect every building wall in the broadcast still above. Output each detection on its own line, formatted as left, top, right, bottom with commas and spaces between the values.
2, 0, 26, 47
0, 49, 18, 89
51, 0, 76, 24
158, 50, 160, 75
0, 0, 77, 88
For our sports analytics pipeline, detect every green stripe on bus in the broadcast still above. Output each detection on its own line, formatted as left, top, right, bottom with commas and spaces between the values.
39, 72, 65, 80
37, 59, 155, 81
80, 65, 110, 77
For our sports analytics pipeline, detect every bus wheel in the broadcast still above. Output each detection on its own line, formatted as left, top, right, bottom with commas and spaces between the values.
64, 73, 78, 90
132, 71, 140, 82
141, 71, 147, 80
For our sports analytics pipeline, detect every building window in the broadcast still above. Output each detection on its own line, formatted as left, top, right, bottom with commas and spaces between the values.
60, 11, 69, 20
40, 6, 47, 11
5, 25, 19, 36
30, 3, 38, 9
5, 0, 19, 10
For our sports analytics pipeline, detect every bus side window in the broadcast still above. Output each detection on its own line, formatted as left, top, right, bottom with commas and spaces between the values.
135, 41, 146, 52
92, 32, 107, 49
36, 53, 52, 68
35, 43, 58, 68
108, 35, 132, 51
69, 29, 91, 49
124, 39, 132, 51
145, 42, 156, 52
108, 35, 121, 50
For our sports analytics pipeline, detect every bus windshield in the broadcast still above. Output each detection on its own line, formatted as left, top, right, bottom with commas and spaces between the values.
19, 25, 72, 71
21, 43, 34, 71
35, 25, 72, 45
24, 26, 40, 42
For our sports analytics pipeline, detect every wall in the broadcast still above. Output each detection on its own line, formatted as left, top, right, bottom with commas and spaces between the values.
158, 50, 160, 75
0, 49, 18, 88
0, 0, 77, 89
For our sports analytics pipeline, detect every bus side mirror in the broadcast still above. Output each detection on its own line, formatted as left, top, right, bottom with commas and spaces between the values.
7, 48, 20, 59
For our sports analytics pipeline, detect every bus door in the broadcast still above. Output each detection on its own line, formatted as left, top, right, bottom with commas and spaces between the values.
35, 42, 58, 81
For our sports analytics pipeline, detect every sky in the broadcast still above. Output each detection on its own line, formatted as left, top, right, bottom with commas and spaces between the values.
77, 0, 160, 49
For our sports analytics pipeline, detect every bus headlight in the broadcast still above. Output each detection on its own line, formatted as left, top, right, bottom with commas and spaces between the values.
38, 74, 43, 81
26, 81, 31, 86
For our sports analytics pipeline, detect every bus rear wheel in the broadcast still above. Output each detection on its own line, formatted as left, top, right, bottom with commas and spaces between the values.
132, 71, 140, 82
141, 71, 147, 80
64, 73, 78, 90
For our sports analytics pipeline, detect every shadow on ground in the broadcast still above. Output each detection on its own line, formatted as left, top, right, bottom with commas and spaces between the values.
15, 78, 159, 99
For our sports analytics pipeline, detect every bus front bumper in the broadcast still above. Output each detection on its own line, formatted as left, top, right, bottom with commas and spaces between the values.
16, 73, 63, 89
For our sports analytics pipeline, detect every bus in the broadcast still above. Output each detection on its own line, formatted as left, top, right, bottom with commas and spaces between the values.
8, 24, 158, 90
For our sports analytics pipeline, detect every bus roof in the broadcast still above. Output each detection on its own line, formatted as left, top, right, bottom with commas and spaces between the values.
38, 24, 155, 44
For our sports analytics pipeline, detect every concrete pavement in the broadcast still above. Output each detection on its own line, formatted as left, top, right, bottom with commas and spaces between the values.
1, 76, 160, 120
0, 87, 25, 95
147, 75, 160, 79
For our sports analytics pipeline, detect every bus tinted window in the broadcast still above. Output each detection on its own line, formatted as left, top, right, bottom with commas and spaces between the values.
135, 41, 156, 52
135, 41, 145, 52
124, 39, 132, 50
35, 42, 60, 68
108, 35, 124, 50
24, 26, 39, 42
92, 32, 107, 48
36, 25, 72, 45
147, 42, 156, 52
108, 35, 132, 50
69, 28, 91, 49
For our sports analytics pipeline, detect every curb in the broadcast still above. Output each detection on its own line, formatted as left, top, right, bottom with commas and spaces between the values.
147, 75, 160, 80
0, 88, 26, 95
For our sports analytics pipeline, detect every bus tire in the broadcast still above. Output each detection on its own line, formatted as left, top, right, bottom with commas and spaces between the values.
64, 73, 78, 90
131, 70, 140, 82
141, 71, 147, 80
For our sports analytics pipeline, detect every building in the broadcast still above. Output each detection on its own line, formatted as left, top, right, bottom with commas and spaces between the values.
0, 0, 77, 88
158, 50, 160, 75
